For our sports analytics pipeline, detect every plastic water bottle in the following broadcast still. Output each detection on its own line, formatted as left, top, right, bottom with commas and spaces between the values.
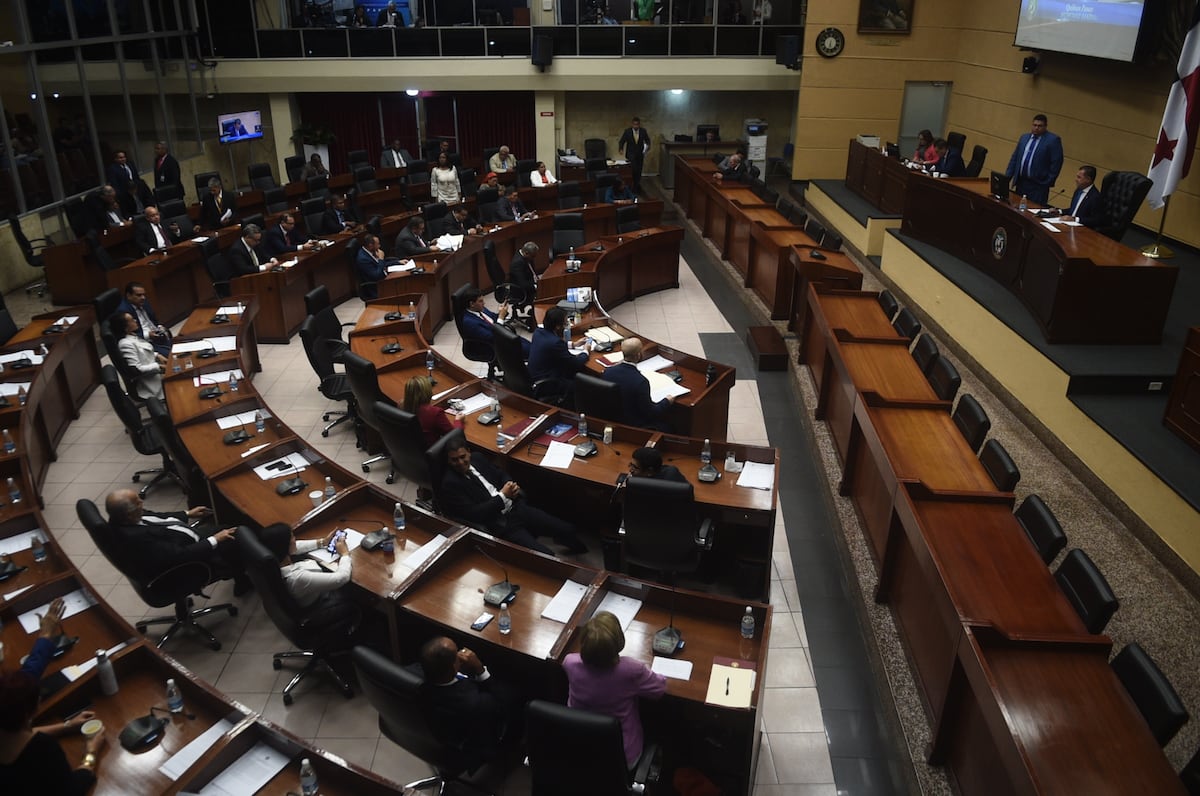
299, 758, 318, 796
254, 410, 265, 434
30, 533, 46, 563
184, 356, 194, 370
37, 343, 49, 356
166, 678, 184, 713
393, 502, 406, 534
740, 606, 756, 639
563, 315, 572, 346
1019, 194, 1028, 212
171, 354, 181, 374
701, 438, 712, 467
2, 429, 15, 454
228, 373, 238, 392
725, 450, 737, 471
324, 476, 336, 501
96, 650, 119, 695
498, 603, 511, 635
6, 477, 20, 504
578, 413, 589, 440
426, 351, 436, 385
17, 386, 26, 406
408, 300, 416, 320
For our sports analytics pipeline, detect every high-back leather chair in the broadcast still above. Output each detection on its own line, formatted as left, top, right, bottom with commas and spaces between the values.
93, 287, 121, 328
926, 355, 961, 403
193, 171, 219, 202
910, 334, 939, 376
979, 438, 1020, 492
1054, 548, 1118, 634
946, 131, 967, 154
306, 174, 330, 200
516, 158, 538, 187
298, 315, 357, 439
303, 285, 350, 362
877, 289, 899, 321
615, 204, 641, 233
594, 172, 618, 204
557, 180, 581, 209
346, 148, 370, 172
551, 212, 585, 259
247, 162, 276, 190
452, 283, 497, 379
100, 364, 179, 496
964, 145, 988, 178
424, 428, 467, 514
951, 393, 990, 454
892, 307, 922, 341
343, 351, 394, 473
494, 324, 564, 404
1096, 171, 1153, 241
458, 167, 479, 198
354, 165, 379, 194
526, 700, 659, 796
1110, 642, 1188, 747
301, 196, 327, 234
1013, 494, 1067, 565
153, 183, 183, 204
374, 402, 436, 500
146, 397, 209, 504
423, 201, 450, 236
476, 186, 500, 222
620, 477, 713, 577
585, 157, 608, 181
583, 138, 607, 161
263, 186, 289, 214
284, 155, 305, 183
574, 372, 623, 425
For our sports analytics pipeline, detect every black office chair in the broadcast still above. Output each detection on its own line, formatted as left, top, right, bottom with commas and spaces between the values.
1110, 642, 1188, 747
946, 131, 967, 154
482, 146, 501, 170
203, 247, 234, 299
557, 180, 582, 209
93, 287, 121, 329
284, 155, 305, 183
64, 196, 93, 238
979, 438, 1020, 492
374, 402, 436, 507
552, 212, 585, 259
620, 477, 713, 579
746, 164, 761, 181
526, 700, 660, 796
786, 203, 808, 226
892, 307, 922, 340
247, 162, 277, 190
99, 324, 144, 401
354, 165, 380, 194
300, 196, 327, 234
304, 285, 351, 362
298, 316, 358, 439
343, 351, 395, 474
424, 428, 466, 515
615, 204, 641, 233
820, 231, 843, 251
951, 393, 990, 454
145, 397, 209, 505
964, 145, 988, 178
239, 212, 264, 233
1181, 744, 1200, 794
153, 184, 183, 204
574, 372, 623, 425
1013, 494, 1067, 565
804, 217, 826, 245
193, 170, 220, 202
594, 172, 618, 204
407, 159, 431, 188
263, 186, 289, 214
1054, 548, 1118, 634
585, 157, 608, 181
76, 498, 237, 651
515, 158, 537, 188
1096, 171, 1154, 242
347, 148, 370, 172
159, 198, 191, 234
910, 334, 939, 376
100, 365, 181, 497
306, 174, 330, 200
458, 167, 479, 199
452, 283, 498, 379
0, 310, 16, 347
353, 645, 510, 792
583, 138, 608, 161
926, 355, 961, 403
485, 240, 532, 329
236, 529, 359, 705
749, 177, 768, 201
476, 186, 500, 223
423, 201, 450, 236
494, 324, 564, 404
9, 215, 50, 297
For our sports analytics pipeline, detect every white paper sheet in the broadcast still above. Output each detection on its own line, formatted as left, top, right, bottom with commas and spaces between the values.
173, 337, 237, 354
705, 663, 756, 708
277, 258, 298, 269
402, 534, 449, 570
645, 370, 690, 403
652, 656, 693, 680
252, 452, 311, 481
216, 409, 272, 430
386, 260, 417, 273
541, 580, 589, 623
61, 641, 128, 682
215, 303, 245, 315
436, 233, 464, 251
539, 440, 576, 469
191, 368, 244, 386
595, 592, 643, 631
636, 354, 673, 373
0, 351, 43, 366
190, 236, 212, 244
452, 393, 494, 416
18, 588, 98, 633
158, 719, 235, 780
54, 316, 80, 326
0, 382, 32, 397
1040, 221, 1062, 233
736, 461, 775, 490
196, 741, 290, 796
0, 529, 43, 556
2, 585, 32, 602
240, 444, 269, 458
585, 326, 623, 344
307, 528, 366, 564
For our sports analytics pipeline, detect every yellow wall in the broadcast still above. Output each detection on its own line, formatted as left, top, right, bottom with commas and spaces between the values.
797, 1, 1200, 247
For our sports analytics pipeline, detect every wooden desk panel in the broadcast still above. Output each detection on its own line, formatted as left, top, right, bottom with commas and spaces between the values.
787, 247, 864, 338
211, 442, 358, 529
801, 286, 901, 398
748, 226, 814, 320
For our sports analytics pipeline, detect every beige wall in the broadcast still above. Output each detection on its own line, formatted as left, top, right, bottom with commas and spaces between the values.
797, 1, 1199, 247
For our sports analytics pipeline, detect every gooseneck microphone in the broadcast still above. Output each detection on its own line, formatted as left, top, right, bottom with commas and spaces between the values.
197, 339, 219, 359
371, 336, 402, 354
475, 545, 518, 606
223, 412, 251, 445
197, 374, 224, 400
384, 302, 404, 321
273, 456, 308, 496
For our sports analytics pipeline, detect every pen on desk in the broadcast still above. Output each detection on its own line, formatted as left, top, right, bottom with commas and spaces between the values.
725, 677, 730, 696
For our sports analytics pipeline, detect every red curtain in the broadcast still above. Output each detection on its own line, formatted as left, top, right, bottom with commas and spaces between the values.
296, 94, 417, 173
451, 92, 535, 171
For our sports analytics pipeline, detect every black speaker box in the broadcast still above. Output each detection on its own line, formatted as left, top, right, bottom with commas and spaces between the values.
532, 35, 553, 68
776, 35, 799, 67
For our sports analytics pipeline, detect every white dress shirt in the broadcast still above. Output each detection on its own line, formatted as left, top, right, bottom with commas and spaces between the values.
530, 169, 558, 187
281, 539, 354, 607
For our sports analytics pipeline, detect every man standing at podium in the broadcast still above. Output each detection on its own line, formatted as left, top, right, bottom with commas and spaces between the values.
1004, 113, 1063, 205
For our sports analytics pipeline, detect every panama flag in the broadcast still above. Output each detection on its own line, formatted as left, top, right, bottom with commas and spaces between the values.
1147, 1, 1200, 209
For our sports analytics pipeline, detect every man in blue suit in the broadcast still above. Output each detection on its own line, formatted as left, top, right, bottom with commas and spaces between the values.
356, 234, 388, 299
116, 281, 172, 357
932, 139, 965, 177
1004, 114, 1063, 205
1062, 165, 1104, 229
602, 337, 673, 431
528, 307, 589, 405
460, 287, 530, 358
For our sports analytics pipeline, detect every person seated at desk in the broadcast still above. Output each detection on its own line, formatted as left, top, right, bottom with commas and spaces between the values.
630, 447, 688, 484
488, 145, 516, 173
301, 153, 330, 181
108, 311, 166, 400
930, 138, 965, 177
376, 0, 402, 26
0, 654, 108, 795
381, 138, 412, 170
227, 223, 277, 276
104, 488, 250, 594
356, 234, 388, 299
497, 185, 534, 222
528, 307, 590, 406
256, 523, 353, 609
1062, 165, 1104, 228
482, 171, 501, 193
713, 152, 749, 183
911, 129, 936, 165
322, 194, 359, 235
418, 637, 524, 770
439, 437, 587, 555
133, 204, 184, 256
8, 598, 68, 678
461, 287, 530, 358
445, 204, 482, 236
394, 216, 439, 258
117, 280, 172, 357
350, 4, 370, 27
602, 338, 673, 430
261, 213, 316, 260
562, 611, 667, 768
91, 184, 130, 229
200, 176, 238, 229
405, 375, 463, 446
605, 177, 636, 204
530, 161, 558, 187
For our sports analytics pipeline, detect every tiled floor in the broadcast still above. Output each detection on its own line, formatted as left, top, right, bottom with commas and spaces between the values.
15, 240, 841, 793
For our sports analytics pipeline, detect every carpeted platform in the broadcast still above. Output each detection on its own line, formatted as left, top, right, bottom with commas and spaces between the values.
812, 178, 900, 226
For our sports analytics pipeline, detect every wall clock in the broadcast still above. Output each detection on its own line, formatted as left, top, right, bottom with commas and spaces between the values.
817, 27, 845, 58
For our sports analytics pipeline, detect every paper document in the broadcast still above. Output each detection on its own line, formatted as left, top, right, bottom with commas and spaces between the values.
0, 382, 32, 397
252, 452, 311, 481
192, 368, 244, 386
652, 656, 693, 680
386, 260, 417, 273
190, 236, 212, 244
216, 409, 272, 430
277, 258, 298, 269
307, 528, 366, 564
541, 580, 589, 623
585, 326, 623, 344
61, 641, 128, 682
219, 208, 233, 223
158, 719, 235, 780
215, 303, 245, 315
595, 592, 643, 631
197, 741, 290, 796
402, 534, 448, 570
539, 440, 577, 469
2, 585, 32, 602
19, 588, 98, 633
636, 354, 674, 373
736, 461, 775, 490
705, 663, 756, 707
0, 351, 43, 366
0, 529, 44, 557
1059, 219, 1082, 227
436, 233, 465, 251
454, 392, 495, 416
1040, 221, 1062, 233
173, 337, 237, 354
55, 316, 80, 327
645, 371, 690, 403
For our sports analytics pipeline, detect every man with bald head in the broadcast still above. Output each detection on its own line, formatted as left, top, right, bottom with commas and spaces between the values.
602, 337, 674, 431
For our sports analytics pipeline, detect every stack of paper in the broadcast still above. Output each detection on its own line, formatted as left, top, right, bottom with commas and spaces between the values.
195, 741, 290, 796
216, 409, 271, 430
191, 368, 244, 386
541, 580, 589, 623
0, 351, 43, 366
636, 354, 674, 373
585, 326, 623, 345
645, 371, 690, 403
18, 588, 98, 633
158, 719, 235, 780
173, 337, 238, 355
736, 461, 775, 490
595, 592, 643, 630
386, 260, 417, 273
216, 303, 245, 315
252, 452, 311, 481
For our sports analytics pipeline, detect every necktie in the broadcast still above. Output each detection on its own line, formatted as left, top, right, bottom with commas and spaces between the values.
1020, 136, 1039, 178
336, 210, 344, 224
124, 165, 132, 180
216, 193, 223, 211
1071, 188, 1086, 216
155, 224, 166, 246
479, 311, 493, 325
249, 242, 259, 267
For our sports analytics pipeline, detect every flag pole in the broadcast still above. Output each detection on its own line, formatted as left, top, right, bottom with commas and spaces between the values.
1141, 196, 1175, 259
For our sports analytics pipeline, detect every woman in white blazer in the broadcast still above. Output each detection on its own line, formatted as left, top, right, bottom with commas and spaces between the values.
109, 312, 166, 400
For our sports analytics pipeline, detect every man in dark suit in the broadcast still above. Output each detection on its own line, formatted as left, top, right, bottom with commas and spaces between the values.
227, 224, 274, 277
91, 184, 130, 230
376, 0, 402, 26
713, 152, 749, 183
444, 205, 481, 236
104, 488, 249, 594
133, 205, 183, 256
418, 636, 523, 772
602, 337, 673, 431
105, 150, 138, 198
261, 213, 315, 260
200, 177, 238, 229
932, 139, 966, 177
460, 287, 530, 357
626, 446, 687, 483
321, 194, 359, 235
440, 438, 586, 554
508, 241, 539, 308
496, 185, 533, 222
528, 307, 589, 405
152, 141, 182, 197
117, 279, 173, 357
617, 116, 651, 193
1004, 113, 1064, 205
1063, 165, 1104, 229
380, 137, 413, 169
394, 216, 438, 257
356, 234, 388, 299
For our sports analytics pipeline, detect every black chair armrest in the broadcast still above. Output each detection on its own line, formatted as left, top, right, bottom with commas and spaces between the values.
463, 339, 494, 361
631, 741, 661, 792
144, 560, 214, 604
694, 517, 714, 550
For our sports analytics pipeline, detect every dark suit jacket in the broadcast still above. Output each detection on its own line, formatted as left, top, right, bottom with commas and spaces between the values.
394, 227, 432, 257
439, 453, 515, 531
376, 8, 403, 26
154, 153, 182, 194
496, 196, 528, 222
508, 253, 537, 299
1004, 131, 1064, 196
462, 309, 531, 357
528, 327, 588, 385
938, 148, 966, 177
321, 205, 358, 235
1068, 185, 1104, 228
90, 194, 129, 230
379, 147, 413, 169
602, 362, 670, 430
226, 239, 263, 277
356, 248, 387, 298
106, 160, 140, 192
718, 159, 749, 182
109, 510, 222, 584
444, 212, 479, 236
133, 218, 183, 255
261, 224, 308, 259
618, 126, 650, 163
116, 296, 166, 343
419, 676, 509, 770
200, 190, 238, 229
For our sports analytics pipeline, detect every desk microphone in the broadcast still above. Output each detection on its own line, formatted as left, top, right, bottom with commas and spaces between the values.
384, 302, 404, 321
223, 413, 252, 445
652, 582, 682, 656
475, 545, 519, 606
809, 249, 826, 261
9, 355, 34, 370
210, 311, 230, 324
197, 374, 224, 400
610, 472, 629, 502
197, 339, 219, 359
273, 456, 308, 496
372, 336, 402, 354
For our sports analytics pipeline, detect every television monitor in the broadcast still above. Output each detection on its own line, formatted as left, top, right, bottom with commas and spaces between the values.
885, 143, 900, 160
218, 110, 263, 144
990, 170, 1010, 203
696, 124, 720, 142
1014, 0, 1149, 62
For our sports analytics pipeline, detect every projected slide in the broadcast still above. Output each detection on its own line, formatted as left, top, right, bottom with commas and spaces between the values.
1015, 0, 1147, 62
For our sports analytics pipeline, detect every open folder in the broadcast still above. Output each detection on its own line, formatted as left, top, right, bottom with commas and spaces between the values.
705, 660, 756, 708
